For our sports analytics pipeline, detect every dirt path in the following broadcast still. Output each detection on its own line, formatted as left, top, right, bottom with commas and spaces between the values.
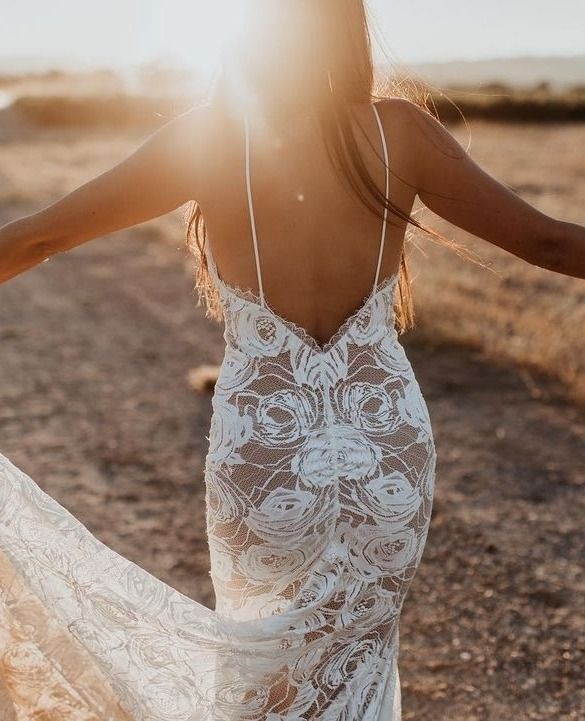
0, 227, 583, 720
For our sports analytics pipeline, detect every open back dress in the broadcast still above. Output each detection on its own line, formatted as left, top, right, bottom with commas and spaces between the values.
0, 103, 437, 721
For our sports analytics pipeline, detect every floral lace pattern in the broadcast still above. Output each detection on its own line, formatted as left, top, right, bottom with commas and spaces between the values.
0, 269, 436, 719
201, 244, 436, 718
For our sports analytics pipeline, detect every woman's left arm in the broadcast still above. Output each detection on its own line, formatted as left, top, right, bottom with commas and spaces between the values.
393, 99, 585, 280
0, 104, 210, 284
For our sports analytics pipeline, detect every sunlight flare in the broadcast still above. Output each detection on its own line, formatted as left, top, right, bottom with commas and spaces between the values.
176, 0, 250, 80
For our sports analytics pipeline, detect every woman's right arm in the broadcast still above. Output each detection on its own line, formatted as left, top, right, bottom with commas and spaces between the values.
0, 104, 212, 284
392, 98, 585, 280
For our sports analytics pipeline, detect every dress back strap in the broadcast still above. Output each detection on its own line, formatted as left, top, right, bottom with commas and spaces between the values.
244, 107, 389, 305
371, 103, 390, 293
244, 113, 266, 307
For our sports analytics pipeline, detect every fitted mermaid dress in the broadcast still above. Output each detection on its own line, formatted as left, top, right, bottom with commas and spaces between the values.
0, 103, 436, 721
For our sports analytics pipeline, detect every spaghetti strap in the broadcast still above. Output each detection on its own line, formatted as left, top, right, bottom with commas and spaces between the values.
242, 107, 388, 306
244, 113, 266, 307
372, 103, 390, 293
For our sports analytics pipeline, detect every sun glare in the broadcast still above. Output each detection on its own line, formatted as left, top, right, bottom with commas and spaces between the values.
176, 0, 250, 80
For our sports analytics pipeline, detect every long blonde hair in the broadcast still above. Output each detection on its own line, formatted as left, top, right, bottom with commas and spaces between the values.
185, 0, 478, 334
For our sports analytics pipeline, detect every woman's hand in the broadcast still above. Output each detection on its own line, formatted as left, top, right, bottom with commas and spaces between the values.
390, 98, 585, 280
0, 104, 209, 284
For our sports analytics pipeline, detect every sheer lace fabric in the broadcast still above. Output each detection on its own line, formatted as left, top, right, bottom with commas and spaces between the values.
0, 272, 436, 719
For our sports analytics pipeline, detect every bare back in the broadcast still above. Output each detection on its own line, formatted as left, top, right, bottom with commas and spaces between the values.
195, 100, 416, 347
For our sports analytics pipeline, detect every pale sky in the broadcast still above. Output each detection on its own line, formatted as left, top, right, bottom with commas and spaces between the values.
0, 0, 583, 74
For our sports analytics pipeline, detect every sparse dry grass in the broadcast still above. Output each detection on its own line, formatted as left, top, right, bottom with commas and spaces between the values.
15, 85, 585, 130
11, 93, 187, 129
431, 83, 585, 123
3, 71, 585, 131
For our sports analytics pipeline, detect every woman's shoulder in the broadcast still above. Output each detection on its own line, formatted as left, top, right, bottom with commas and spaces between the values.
375, 96, 457, 165
374, 96, 429, 126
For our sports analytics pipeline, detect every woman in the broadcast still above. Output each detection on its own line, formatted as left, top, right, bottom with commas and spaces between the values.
0, 1, 584, 720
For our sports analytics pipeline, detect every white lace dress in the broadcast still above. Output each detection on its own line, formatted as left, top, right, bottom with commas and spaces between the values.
0, 104, 436, 721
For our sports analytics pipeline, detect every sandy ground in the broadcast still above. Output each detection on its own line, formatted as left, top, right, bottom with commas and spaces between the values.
0, 111, 584, 720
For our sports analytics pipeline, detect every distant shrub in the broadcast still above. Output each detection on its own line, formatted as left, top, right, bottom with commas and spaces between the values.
12, 93, 193, 130
8, 87, 585, 129
476, 81, 512, 94
433, 87, 585, 124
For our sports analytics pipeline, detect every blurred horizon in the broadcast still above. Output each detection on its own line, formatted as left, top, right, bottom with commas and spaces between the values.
1, 55, 583, 97
1, 1, 584, 79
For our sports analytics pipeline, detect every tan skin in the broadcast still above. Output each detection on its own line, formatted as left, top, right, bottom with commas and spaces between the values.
0, 97, 584, 347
